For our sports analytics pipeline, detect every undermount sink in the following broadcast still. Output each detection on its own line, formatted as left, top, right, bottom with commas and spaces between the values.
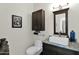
49, 36, 69, 46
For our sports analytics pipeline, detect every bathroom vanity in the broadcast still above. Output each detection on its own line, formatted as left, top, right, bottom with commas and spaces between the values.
41, 39, 79, 55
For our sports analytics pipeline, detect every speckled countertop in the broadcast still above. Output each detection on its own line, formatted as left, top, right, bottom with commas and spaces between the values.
43, 39, 79, 52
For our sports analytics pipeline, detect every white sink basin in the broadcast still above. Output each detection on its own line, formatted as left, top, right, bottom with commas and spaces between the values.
49, 36, 69, 46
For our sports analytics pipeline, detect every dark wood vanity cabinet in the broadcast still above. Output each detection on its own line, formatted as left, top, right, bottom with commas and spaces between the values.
41, 43, 79, 55
32, 9, 45, 31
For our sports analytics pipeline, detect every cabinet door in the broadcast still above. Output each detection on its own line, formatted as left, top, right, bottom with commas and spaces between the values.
32, 9, 45, 31
37, 11, 42, 31
32, 12, 38, 30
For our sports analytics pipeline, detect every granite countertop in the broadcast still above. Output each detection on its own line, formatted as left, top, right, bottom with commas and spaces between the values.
43, 39, 79, 52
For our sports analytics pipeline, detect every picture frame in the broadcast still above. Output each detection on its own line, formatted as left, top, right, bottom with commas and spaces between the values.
12, 15, 22, 28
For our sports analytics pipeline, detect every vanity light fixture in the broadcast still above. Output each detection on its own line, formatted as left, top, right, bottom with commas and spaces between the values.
53, 3, 69, 10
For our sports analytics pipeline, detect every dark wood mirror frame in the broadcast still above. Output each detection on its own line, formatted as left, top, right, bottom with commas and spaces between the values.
53, 8, 69, 35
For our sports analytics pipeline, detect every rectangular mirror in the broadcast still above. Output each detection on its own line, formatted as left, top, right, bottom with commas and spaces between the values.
53, 8, 69, 35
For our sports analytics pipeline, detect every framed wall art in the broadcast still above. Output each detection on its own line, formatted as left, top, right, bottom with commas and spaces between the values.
12, 15, 22, 28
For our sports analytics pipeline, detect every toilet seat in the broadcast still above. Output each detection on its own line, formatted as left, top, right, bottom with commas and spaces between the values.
26, 46, 42, 55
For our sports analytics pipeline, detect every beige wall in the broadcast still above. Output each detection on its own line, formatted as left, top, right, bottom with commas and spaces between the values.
33, 3, 79, 43
0, 3, 34, 55
33, 3, 54, 41
68, 3, 79, 42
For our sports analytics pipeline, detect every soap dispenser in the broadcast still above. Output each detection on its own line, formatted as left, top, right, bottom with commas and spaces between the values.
69, 30, 76, 42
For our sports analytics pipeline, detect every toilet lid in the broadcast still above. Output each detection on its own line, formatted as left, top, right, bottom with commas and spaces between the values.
26, 46, 42, 55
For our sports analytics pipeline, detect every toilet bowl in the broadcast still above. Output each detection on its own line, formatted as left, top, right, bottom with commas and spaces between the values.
26, 40, 42, 55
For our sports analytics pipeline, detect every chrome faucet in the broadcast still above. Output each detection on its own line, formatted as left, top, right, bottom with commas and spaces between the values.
59, 32, 61, 37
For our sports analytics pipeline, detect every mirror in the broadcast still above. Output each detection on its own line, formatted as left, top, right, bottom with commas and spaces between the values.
56, 13, 66, 33
53, 8, 69, 35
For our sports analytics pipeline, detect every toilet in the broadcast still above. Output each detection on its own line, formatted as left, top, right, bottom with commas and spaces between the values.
26, 40, 43, 55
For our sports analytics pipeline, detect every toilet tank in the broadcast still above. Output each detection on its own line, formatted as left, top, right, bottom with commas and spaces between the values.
34, 40, 42, 47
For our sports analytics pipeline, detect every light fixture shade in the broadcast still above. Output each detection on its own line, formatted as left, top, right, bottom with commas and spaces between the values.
53, 3, 69, 11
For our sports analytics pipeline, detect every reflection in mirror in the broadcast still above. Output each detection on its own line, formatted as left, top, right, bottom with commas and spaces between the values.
56, 13, 66, 33
53, 8, 69, 35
